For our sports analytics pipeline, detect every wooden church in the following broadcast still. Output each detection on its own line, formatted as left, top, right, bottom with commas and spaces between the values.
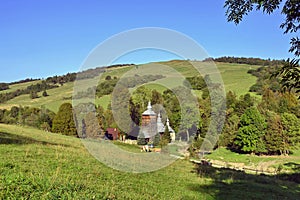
139, 101, 175, 142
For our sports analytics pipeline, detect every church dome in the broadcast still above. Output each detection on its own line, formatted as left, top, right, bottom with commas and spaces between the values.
142, 101, 156, 116
157, 112, 165, 133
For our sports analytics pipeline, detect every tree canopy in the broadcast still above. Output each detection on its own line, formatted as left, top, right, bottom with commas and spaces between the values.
52, 103, 77, 136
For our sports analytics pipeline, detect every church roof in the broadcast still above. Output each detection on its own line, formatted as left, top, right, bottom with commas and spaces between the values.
142, 101, 156, 116
157, 112, 165, 133
166, 118, 175, 133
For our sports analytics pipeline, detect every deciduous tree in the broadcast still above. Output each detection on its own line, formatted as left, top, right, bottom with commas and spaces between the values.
235, 107, 266, 154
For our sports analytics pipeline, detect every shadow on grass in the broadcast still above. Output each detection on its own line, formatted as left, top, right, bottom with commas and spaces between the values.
188, 164, 300, 200
0, 131, 69, 147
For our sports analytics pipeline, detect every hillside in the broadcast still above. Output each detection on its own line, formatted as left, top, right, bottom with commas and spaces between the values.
0, 60, 259, 112
1, 124, 299, 199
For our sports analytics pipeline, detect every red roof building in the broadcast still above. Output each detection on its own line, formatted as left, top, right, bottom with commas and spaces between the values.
105, 128, 119, 140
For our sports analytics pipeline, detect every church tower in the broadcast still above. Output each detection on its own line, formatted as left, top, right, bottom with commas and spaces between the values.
140, 101, 157, 139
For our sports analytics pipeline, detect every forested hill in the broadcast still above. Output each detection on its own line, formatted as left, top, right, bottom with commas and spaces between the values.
207, 56, 286, 66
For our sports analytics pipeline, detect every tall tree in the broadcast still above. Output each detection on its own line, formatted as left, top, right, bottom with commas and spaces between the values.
264, 111, 285, 155
162, 89, 181, 133
219, 113, 240, 148
235, 107, 267, 154
131, 86, 152, 118
52, 103, 77, 136
111, 85, 131, 134
84, 112, 101, 138
281, 112, 300, 155
162, 125, 171, 143
180, 105, 199, 142
153, 133, 161, 147
160, 125, 171, 147
96, 105, 105, 135
137, 130, 147, 145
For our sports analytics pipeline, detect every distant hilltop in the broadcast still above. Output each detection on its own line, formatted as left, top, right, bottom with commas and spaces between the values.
1, 57, 287, 85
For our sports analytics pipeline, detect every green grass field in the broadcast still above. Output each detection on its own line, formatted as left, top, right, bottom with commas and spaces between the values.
0, 61, 260, 113
205, 147, 300, 173
1, 124, 299, 199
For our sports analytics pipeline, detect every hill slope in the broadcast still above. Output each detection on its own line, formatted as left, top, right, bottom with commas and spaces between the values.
0, 124, 299, 199
0, 61, 260, 112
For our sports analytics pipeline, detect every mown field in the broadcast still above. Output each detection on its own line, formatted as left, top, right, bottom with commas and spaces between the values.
0, 124, 299, 199
0, 60, 260, 113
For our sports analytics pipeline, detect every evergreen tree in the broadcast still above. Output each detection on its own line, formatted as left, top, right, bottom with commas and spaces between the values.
264, 111, 284, 155
235, 93, 254, 116
160, 125, 171, 145
52, 103, 77, 136
96, 105, 105, 135
137, 130, 147, 145
153, 133, 160, 147
111, 85, 131, 134
84, 112, 101, 138
281, 112, 300, 155
219, 113, 239, 148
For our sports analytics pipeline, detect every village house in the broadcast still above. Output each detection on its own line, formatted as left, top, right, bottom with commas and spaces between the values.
105, 128, 119, 140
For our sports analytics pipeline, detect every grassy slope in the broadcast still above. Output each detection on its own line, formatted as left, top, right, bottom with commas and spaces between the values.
0, 82, 74, 112
1, 124, 299, 199
214, 62, 259, 96
0, 61, 260, 113
0, 80, 41, 94
205, 147, 300, 172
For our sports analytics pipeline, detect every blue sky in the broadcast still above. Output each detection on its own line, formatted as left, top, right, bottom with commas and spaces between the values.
0, 0, 292, 82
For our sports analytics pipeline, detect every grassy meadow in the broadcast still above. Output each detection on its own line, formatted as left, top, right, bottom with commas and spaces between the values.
0, 80, 41, 94
205, 147, 300, 173
1, 124, 299, 199
0, 61, 260, 112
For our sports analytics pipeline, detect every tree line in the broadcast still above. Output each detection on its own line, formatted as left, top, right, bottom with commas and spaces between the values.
0, 83, 9, 91
1, 70, 298, 156
74, 74, 166, 99
0, 106, 55, 131
206, 56, 286, 66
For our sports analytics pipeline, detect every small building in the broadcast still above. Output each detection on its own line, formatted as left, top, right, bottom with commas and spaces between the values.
105, 128, 119, 140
